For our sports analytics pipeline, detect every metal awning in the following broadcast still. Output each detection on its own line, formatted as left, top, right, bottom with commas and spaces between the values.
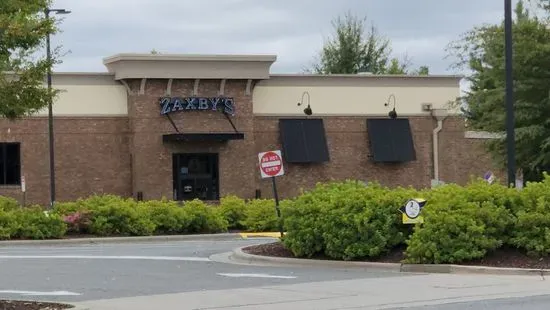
162, 133, 245, 143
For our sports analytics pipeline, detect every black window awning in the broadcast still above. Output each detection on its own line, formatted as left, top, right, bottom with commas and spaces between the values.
366, 118, 416, 163
163, 133, 244, 143
279, 119, 330, 163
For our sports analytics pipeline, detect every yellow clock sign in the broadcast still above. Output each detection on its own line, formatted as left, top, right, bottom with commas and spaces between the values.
399, 198, 427, 224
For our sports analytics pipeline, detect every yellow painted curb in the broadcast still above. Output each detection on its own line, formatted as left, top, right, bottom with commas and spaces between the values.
239, 232, 284, 238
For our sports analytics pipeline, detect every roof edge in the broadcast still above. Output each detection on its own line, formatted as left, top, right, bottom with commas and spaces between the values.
269, 73, 465, 80
103, 53, 278, 65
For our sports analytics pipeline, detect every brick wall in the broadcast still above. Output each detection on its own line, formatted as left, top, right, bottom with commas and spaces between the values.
0, 82, 502, 206
438, 117, 504, 184
0, 117, 131, 206
253, 115, 500, 200
125, 79, 259, 201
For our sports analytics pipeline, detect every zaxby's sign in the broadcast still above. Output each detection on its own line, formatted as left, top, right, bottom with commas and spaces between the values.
160, 97, 235, 116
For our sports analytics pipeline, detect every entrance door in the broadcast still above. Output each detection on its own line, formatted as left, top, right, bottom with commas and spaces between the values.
173, 153, 219, 201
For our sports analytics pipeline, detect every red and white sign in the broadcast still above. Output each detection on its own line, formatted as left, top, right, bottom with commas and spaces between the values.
258, 150, 284, 179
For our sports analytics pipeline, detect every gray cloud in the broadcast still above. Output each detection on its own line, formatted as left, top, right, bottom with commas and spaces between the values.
49, 0, 528, 74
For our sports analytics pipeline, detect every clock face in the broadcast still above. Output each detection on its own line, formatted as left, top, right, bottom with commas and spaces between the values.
405, 200, 421, 218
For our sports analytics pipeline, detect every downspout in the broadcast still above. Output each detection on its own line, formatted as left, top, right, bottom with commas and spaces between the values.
431, 108, 448, 186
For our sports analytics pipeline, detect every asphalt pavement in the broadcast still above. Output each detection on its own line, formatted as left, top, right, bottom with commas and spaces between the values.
1, 237, 549, 309
0, 238, 402, 303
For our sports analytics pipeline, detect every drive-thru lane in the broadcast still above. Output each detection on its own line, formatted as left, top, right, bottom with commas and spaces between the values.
0, 238, 404, 303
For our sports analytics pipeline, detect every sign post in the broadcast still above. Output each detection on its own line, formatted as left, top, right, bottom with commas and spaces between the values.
21, 175, 26, 208
258, 150, 285, 238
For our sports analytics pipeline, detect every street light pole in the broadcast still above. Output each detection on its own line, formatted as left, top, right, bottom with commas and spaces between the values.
45, 8, 71, 208
504, 0, 515, 187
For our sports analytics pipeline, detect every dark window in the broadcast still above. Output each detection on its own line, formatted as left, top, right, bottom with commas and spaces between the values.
279, 119, 330, 163
0, 143, 21, 185
366, 119, 416, 163
173, 153, 219, 201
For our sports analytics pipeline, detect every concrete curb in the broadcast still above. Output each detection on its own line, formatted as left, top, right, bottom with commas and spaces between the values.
401, 263, 550, 276
232, 245, 550, 276
231, 246, 403, 271
0, 233, 245, 247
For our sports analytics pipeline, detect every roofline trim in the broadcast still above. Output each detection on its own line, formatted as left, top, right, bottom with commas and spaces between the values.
268, 73, 465, 80
103, 53, 278, 64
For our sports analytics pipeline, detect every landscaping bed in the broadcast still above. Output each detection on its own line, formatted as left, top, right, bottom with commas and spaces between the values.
243, 242, 550, 270
0, 300, 72, 310
0, 194, 283, 241
3, 174, 550, 268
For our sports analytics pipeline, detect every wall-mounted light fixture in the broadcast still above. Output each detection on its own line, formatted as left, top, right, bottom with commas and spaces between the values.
384, 94, 398, 119
297, 91, 312, 116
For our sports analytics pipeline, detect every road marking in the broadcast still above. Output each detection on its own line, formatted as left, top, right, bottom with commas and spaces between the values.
0, 255, 210, 262
217, 273, 297, 279
239, 232, 282, 238
0, 290, 81, 296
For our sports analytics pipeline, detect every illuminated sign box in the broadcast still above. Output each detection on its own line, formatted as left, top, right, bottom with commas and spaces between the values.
160, 97, 235, 116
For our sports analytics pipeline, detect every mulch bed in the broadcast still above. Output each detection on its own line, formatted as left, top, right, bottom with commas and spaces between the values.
243, 242, 550, 269
0, 300, 72, 310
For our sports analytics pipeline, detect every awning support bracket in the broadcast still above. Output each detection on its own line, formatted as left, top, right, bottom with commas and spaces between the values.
165, 114, 180, 133
223, 112, 239, 134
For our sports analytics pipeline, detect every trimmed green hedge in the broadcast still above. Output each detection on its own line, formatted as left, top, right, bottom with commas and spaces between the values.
280, 173, 550, 263
283, 181, 417, 260
0, 194, 289, 240
4, 172, 550, 266
0, 206, 66, 240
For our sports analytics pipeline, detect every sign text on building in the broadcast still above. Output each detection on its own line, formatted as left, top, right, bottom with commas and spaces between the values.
160, 97, 235, 116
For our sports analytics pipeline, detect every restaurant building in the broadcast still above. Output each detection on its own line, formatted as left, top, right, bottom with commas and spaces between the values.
0, 53, 501, 206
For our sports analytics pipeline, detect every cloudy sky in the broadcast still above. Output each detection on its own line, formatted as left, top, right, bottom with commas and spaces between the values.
48, 0, 532, 75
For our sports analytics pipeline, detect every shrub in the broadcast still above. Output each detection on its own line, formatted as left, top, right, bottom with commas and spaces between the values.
139, 199, 191, 235
0, 211, 18, 239
283, 180, 418, 260
62, 211, 93, 234
240, 198, 284, 232
0, 196, 20, 211
13, 207, 67, 239
53, 202, 83, 216
88, 202, 156, 237
404, 181, 515, 264
181, 199, 228, 234
218, 195, 247, 230
509, 173, 550, 257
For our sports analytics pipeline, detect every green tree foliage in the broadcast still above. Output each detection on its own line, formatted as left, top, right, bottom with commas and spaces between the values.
447, 1, 550, 182
414, 65, 430, 75
310, 11, 429, 75
0, 0, 62, 119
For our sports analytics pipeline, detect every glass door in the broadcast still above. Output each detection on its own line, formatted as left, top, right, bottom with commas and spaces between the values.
173, 153, 219, 201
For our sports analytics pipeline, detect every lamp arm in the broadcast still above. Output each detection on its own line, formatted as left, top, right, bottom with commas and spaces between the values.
385, 94, 397, 110
298, 91, 310, 106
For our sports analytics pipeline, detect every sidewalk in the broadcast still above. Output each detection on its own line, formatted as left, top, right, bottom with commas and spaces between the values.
74, 273, 550, 310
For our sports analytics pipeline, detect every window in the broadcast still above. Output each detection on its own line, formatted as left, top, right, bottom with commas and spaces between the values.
0, 143, 21, 185
279, 119, 330, 163
366, 119, 416, 163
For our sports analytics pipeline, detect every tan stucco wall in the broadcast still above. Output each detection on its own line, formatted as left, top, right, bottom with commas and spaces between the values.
28, 71, 463, 118
253, 75, 462, 116
32, 73, 128, 116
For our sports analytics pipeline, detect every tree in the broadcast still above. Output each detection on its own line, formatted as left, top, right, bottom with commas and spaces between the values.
309, 11, 429, 75
447, 0, 550, 182
0, 0, 61, 120
384, 57, 409, 75
414, 66, 429, 76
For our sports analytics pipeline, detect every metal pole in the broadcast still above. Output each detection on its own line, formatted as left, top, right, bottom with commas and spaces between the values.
504, 0, 516, 187
271, 177, 283, 238
46, 9, 56, 207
